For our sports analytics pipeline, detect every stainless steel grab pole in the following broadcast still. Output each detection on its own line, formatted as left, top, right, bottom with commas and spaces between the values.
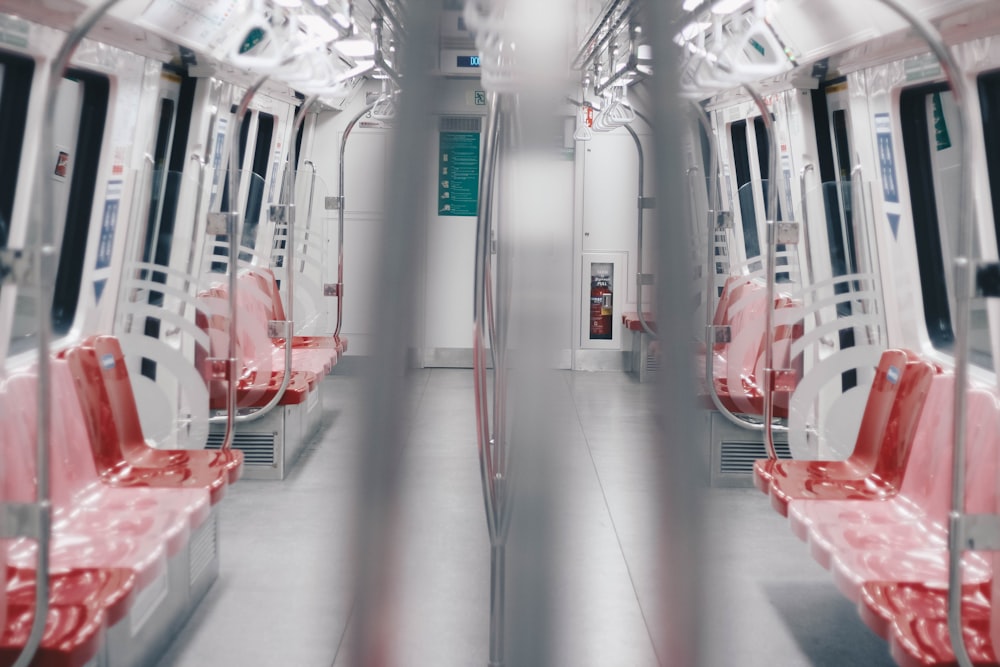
334, 102, 376, 340
649, 0, 705, 661
866, 3, 975, 665
474, 91, 507, 667
209, 62, 319, 426
744, 84, 781, 461
349, 1, 440, 662
694, 105, 786, 433
623, 124, 657, 339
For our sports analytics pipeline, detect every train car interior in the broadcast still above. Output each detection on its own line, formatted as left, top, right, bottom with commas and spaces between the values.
1, 0, 1000, 665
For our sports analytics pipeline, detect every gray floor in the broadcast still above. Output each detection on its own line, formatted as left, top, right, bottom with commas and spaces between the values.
154, 368, 896, 667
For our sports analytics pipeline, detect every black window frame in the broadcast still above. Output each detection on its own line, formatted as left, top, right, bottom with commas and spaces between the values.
899, 82, 954, 350
730, 119, 761, 260
0, 51, 35, 249
51, 68, 110, 335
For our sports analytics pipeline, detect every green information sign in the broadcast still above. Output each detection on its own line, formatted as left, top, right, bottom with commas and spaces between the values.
439, 131, 480, 217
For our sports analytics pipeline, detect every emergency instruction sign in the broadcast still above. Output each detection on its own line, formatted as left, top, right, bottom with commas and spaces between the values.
438, 131, 480, 217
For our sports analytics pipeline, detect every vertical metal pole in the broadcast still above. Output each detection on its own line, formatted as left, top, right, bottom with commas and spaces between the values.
744, 84, 780, 460
475, 90, 505, 667
349, 1, 440, 664
649, 1, 704, 664
624, 124, 657, 338
335, 102, 376, 339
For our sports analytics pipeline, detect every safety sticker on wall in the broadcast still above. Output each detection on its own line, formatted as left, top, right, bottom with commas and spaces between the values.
95, 179, 124, 271
438, 131, 480, 217
887, 212, 901, 240
874, 113, 899, 204
209, 116, 228, 208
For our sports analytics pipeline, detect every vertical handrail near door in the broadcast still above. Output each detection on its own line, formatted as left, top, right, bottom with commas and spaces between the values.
10, 2, 128, 665
864, 2, 976, 665
745, 84, 782, 460
697, 106, 783, 432
334, 102, 376, 340
211, 72, 301, 430
474, 91, 511, 667
623, 124, 657, 338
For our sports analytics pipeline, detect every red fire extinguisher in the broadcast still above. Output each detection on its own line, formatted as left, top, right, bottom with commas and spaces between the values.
590, 273, 613, 340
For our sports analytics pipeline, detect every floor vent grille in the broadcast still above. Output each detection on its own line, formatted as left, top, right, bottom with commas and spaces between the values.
206, 431, 276, 465
719, 440, 792, 474
189, 514, 218, 587
646, 352, 659, 373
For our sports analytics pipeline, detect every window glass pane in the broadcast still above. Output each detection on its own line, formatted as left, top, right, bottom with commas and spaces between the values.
10, 71, 108, 355
0, 53, 34, 249
902, 84, 992, 368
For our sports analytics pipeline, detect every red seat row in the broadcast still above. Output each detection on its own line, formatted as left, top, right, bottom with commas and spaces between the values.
698, 275, 802, 418
754, 347, 1000, 665
1, 335, 243, 666
196, 267, 342, 410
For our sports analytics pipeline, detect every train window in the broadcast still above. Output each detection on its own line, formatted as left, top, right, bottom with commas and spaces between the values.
212, 112, 277, 271
810, 81, 860, 390
811, 81, 859, 286
9, 69, 108, 355
753, 115, 790, 282
141, 97, 176, 269
978, 70, 1000, 266
730, 119, 761, 261
214, 109, 274, 270
902, 83, 992, 367
0, 52, 34, 249
242, 111, 274, 259
753, 116, 781, 221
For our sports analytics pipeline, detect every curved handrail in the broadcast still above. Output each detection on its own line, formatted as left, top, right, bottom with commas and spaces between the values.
206, 74, 297, 429
623, 124, 657, 339
21, 1, 129, 663
334, 102, 376, 339
694, 105, 786, 433
743, 84, 781, 461
861, 2, 976, 665
213, 85, 318, 425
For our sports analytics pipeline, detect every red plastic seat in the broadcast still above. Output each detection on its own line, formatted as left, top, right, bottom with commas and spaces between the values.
250, 267, 347, 355
2, 566, 137, 667
8, 365, 210, 558
763, 350, 934, 517
792, 374, 956, 557
859, 581, 989, 641
65, 336, 238, 503
197, 288, 321, 409
853, 391, 1000, 666
239, 271, 337, 374
809, 382, 997, 588
1, 377, 169, 592
1, 382, 139, 667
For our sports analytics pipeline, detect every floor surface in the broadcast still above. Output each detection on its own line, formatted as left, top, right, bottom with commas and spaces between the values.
154, 367, 896, 667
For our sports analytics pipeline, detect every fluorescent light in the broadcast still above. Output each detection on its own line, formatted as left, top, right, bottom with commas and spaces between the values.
711, 0, 751, 14
335, 37, 376, 58
298, 14, 340, 42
